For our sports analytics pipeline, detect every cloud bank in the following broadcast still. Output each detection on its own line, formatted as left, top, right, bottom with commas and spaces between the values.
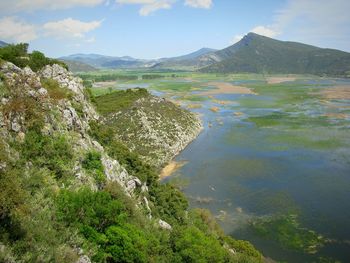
116, 0, 212, 15
0, 0, 106, 13
43, 18, 103, 39
0, 17, 37, 42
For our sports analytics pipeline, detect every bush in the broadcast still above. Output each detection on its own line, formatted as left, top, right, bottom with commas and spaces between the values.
28, 51, 50, 72
82, 151, 106, 185
149, 183, 188, 224
171, 226, 228, 263
21, 130, 73, 179
41, 78, 73, 101
0, 43, 68, 71
56, 188, 159, 262
0, 43, 29, 68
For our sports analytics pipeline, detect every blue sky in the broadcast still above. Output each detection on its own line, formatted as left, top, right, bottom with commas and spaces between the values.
0, 0, 349, 58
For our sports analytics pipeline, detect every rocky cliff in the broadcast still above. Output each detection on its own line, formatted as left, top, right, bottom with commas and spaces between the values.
0, 62, 145, 195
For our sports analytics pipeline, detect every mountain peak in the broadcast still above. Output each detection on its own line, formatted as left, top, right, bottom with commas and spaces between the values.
201, 33, 350, 75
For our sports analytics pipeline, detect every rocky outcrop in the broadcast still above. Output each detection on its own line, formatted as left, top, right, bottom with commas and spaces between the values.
0, 62, 142, 197
109, 96, 202, 168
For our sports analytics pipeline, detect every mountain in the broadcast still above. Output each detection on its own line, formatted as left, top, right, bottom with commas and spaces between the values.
161, 48, 217, 62
60, 59, 97, 72
0, 40, 8, 47
59, 53, 144, 68
61, 48, 217, 70
152, 48, 217, 69
200, 33, 350, 76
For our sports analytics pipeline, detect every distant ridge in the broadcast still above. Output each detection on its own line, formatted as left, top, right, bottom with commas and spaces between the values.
60, 48, 217, 70
60, 59, 97, 73
0, 40, 8, 48
200, 33, 350, 76
160, 48, 217, 62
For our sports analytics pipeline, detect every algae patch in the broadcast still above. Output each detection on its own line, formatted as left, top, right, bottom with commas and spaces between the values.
251, 214, 326, 254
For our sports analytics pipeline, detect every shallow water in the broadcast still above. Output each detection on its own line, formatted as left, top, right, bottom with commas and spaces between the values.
161, 78, 350, 262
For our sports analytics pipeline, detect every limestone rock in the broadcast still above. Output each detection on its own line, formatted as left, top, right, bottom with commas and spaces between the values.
76, 255, 91, 263
159, 219, 172, 230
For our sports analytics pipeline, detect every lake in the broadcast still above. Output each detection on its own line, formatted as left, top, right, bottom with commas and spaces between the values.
161, 77, 350, 262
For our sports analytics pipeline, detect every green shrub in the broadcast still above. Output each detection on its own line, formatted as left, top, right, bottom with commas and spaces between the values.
105, 224, 148, 263
171, 226, 228, 263
82, 151, 106, 185
0, 43, 29, 68
56, 188, 156, 262
21, 130, 73, 179
41, 79, 73, 101
0, 44, 68, 71
28, 51, 50, 72
149, 183, 188, 224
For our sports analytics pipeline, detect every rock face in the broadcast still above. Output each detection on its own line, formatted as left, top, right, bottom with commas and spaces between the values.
0, 62, 142, 196
109, 96, 202, 168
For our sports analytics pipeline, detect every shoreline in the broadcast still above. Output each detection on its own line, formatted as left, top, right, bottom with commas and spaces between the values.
159, 112, 203, 180
159, 160, 188, 179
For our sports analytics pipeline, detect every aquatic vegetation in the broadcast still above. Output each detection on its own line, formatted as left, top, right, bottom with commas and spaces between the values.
152, 81, 196, 92
251, 214, 326, 254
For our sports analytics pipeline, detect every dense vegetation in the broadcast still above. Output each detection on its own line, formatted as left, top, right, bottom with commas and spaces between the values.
93, 88, 149, 115
79, 73, 138, 82
0, 43, 67, 72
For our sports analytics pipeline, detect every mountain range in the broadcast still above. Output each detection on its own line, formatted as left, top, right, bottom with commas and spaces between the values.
24, 33, 350, 76
0, 40, 8, 47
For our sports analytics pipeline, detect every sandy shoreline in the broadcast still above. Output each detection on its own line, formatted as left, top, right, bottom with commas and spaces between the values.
200, 82, 257, 95
93, 81, 116, 88
319, 85, 350, 99
160, 160, 188, 179
266, 76, 297, 84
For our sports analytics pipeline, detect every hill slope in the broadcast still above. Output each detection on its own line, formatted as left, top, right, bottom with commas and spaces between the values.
0, 46, 262, 262
60, 59, 97, 72
0, 40, 8, 47
153, 48, 217, 69
201, 33, 350, 76
60, 53, 149, 69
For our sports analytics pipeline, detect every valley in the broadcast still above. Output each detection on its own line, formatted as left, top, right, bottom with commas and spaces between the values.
86, 70, 350, 262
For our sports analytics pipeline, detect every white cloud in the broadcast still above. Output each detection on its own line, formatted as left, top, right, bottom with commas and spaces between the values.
251, 26, 279, 38
43, 18, 103, 39
116, 0, 175, 16
0, 16, 37, 42
86, 37, 96, 43
116, 0, 212, 15
0, 0, 106, 13
231, 35, 243, 44
184, 0, 212, 9
250, 0, 350, 50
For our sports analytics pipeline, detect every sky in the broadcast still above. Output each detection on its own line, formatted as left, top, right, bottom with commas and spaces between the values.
0, 0, 349, 59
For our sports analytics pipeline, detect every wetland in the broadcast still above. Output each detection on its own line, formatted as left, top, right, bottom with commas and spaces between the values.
88, 71, 350, 262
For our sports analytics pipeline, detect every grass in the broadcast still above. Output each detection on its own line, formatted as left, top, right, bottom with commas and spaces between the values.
151, 81, 196, 92
93, 88, 149, 115
41, 79, 73, 101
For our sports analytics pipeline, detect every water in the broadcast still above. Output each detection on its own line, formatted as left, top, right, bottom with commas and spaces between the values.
162, 79, 350, 262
